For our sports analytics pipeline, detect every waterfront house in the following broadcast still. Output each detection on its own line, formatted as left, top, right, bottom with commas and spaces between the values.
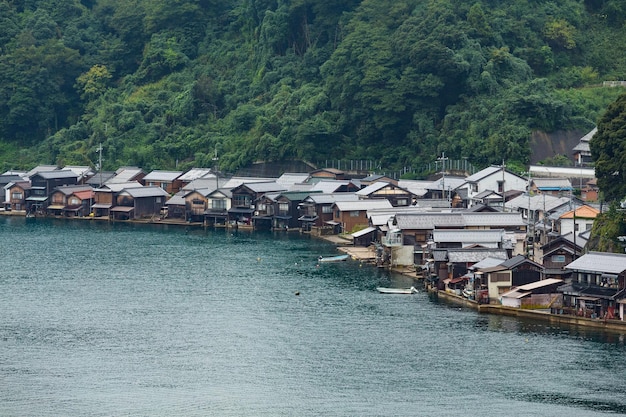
27, 170, 79, 213
355, 182, 415, 207
500, 278, 564, 309
182, 189, 212, 222
47, 185, 94, 216
111, 186, 169, 220
297, 193, 359, 232
142, 170, 183, 194
541, 231, 587, 280
393, 211, 525, 266
560, 252, 626, 320
92, 181, 144, 217
163, 192, 187, 219
331, 199, 393, 234
480, 255, 544, 302
4, 181, 30, 211
272, 191, 318, 230
434, 247, 509, 293
252, 193, 278, 230
456, 166, 527, 208
228, 182, 287, 226
204, 188, 232, 227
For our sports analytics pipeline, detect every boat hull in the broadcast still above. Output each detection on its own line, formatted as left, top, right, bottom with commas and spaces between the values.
376, 287, 418, 294
318, 254, 350, 263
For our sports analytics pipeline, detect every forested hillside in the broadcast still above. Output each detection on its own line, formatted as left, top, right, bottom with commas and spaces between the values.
1, 0, 626, 174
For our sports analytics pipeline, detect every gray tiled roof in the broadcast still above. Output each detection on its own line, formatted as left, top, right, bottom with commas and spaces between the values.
395, 212, 524, 230
122, 186, 170, 198
565, 251, 626, 274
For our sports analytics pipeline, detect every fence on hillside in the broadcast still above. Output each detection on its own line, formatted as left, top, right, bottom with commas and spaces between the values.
317, 159, 476, 179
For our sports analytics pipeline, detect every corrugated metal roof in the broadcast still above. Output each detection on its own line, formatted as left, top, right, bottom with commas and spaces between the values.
303, 193, 359, 204
352, 226, 377, 238
433, 229, 504, 243
356, 182, 390, 196
516, 278, 563, 291
395, 212, 524, 229
143, 170, 183, 182
243, 181, 286, 193
100, 181, 143, 192
565, 252, 626, 274
447, 249, 508, 263
334, 200, 393, 211
34, 170, 78, 180
122, 186, 170, 198
178, 168, 213, 181
310, 180, 351, 193
470, 257, 506, 270
108, 168, 144, 183
465, 166, 502, 183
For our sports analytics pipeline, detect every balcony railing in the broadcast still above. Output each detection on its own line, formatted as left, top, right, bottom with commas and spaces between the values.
382, 234, 403, 247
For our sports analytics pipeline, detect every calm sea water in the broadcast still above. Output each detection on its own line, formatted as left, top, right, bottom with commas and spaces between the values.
1, 217, 626, 416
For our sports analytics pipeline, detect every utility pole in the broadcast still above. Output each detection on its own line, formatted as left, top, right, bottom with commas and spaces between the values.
96, 143, 103, 187
437, 152, 448, 201
212, 144, 220, 190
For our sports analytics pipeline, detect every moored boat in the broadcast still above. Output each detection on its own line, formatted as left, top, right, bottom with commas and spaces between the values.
376, 286, 418, 294
318, 254, 350, 263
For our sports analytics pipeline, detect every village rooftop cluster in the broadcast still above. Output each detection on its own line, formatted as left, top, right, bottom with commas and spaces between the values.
2, 155, 626, 326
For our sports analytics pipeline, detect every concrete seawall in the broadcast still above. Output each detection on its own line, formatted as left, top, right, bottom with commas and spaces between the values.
437, 289, 626, 333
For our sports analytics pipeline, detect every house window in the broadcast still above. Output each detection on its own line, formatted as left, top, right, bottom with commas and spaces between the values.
322, 206, 332, 214
192, 199, 204, 206
279, 203, 289, 212
493, 272, 509, 282
471, 184, 478, 193
350, 210, 360, 217
70, 197, 80, 205
257, 203, 266, 211
11, 192, 23, 200
585, 223, 592, 231
212, 200, 226, 210
156, 197, 162, 203
497, 180, 504, 193
397, 199, 408, 206
552, 255, 566, 263
574, 223, 579, 231
234, 196, 251, 207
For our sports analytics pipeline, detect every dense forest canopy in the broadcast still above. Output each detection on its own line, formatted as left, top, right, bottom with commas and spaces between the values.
1, 0, 626, 175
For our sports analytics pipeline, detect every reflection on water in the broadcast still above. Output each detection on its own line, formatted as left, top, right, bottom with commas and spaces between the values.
1, 217, 625, 416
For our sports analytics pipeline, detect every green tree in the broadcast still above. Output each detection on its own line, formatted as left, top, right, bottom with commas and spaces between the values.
590, 93, 626, 202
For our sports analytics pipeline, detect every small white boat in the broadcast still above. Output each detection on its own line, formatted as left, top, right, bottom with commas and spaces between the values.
376, 286, 418, 294
318, 254, 350, 263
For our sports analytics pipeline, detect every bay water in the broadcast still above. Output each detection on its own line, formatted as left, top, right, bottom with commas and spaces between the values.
1, 217, 626, 416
